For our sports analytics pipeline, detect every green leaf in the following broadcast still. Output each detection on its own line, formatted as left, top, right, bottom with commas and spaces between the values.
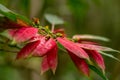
16, 14, 31, 24
99, 51, 120, 62
45, 13, 64, 25
89, 64, 108, 80
73, 34, 110, 42
0, 4, 31, 24
57, 42, 67, 52
0, 4, 10, 12
1, 12, 17, 21
100, 47, 120, 53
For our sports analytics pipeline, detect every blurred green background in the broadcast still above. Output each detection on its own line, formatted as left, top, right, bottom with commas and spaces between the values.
0, 0, 120, 80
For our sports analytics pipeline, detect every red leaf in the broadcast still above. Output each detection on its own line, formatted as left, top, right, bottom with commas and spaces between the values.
33, 38, 56, 56
16, 40, 40, 59
41, 45, 58, 74
76, 43, 113, 51
80, 41, 99, 45
86, 50, 105, 70
57, 37, 89, 59
29, 34, 44, 42
47, 46, 58, 74
68, 51, 89, 76
11, 27, 38, 43
8, 29, 17, 38
41, 56, 50, 74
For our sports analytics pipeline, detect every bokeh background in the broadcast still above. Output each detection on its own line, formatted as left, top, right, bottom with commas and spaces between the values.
0, 0, 120, 80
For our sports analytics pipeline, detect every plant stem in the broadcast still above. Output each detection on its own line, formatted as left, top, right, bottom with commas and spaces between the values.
51, 24, 55, 32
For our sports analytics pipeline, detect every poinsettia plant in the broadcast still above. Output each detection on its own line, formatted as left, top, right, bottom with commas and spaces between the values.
0, 4, 120, 80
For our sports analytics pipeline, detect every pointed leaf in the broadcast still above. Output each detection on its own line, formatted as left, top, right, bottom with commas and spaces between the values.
89, 64, 108, 80
0, 4, 31, 24
73, 34, 110, 42
45, 14, 64, 25
16, 40, 40, 59
47, 46, 58, 74
80, 41, 99, 45
68, 51, 89, 76
41, 46, 58, 74
0, 4, 10, 12
11, 27, 38, 43
57, 37, 89, 59
76, 43, 120, 53
86, 50, 105, 70
41, 56, 50, 74
33, 38, 56, 56
99, 51, 120, 62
